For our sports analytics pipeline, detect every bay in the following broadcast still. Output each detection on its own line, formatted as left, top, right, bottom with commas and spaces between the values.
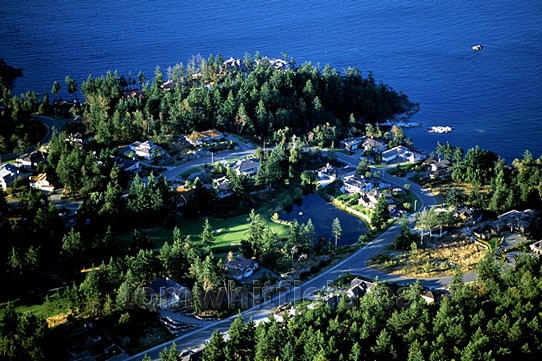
1, 0, 541, 161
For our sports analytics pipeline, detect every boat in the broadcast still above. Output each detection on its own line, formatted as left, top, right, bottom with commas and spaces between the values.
428, 126, 454, 134
472, 44, 483, 51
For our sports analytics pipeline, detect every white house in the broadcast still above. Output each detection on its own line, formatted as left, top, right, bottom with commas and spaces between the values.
382, 146, 425, 163
341, 174, 373, 194
0, 164, 22, 190
29, 173, 54, 192
129, 141, 166, 161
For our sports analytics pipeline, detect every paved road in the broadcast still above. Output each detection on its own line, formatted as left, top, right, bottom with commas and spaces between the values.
127, 149, 476, 360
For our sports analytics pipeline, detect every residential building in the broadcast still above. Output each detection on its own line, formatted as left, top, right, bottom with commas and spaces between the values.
341, 174, 373, 194
145, 277, 190, 310
213, 176, 233, 199
530, 240, 542, 255
29, 173, 54, 192
316, 164, 354, 183
382, 145, 425, 163
429, 159, 452, 179
15, 151, 47, 171
340, 136, 366, 151
225, 256, 259, 280
234, 158, 260, 176
113, 156, 140, 173
185, 129, 224, 146
129, 141, 166, 161
359, 192, 380, 209
0, 164, 22, 190
362, 138, 388, 153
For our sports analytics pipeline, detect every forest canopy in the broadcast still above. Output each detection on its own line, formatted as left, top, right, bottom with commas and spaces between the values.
77, 53, 416, 145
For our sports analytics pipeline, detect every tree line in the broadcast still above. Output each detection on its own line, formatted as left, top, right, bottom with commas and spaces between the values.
191, 254, 542, 361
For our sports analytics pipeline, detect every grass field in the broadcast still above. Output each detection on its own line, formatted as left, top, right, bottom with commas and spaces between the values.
118, 213, 289, 253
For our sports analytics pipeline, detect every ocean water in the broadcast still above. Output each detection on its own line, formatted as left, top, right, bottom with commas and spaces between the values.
1, 0, 541, 161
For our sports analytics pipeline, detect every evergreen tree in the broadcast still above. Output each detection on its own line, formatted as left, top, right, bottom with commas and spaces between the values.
372, 195, 390, 231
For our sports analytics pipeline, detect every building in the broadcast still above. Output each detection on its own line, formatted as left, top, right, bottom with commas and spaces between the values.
529, 240, 542, 255
185, 129, 224, 146
341, 174, 373, 194
113, 156, 140, 173
0, 164, 22, 190
340, 136, 366, 151
316, 164, 354, 184
234, 158, 260, 176
382, 146, 425, 163
225, 256, 259, 281
428, 159, 452, 179
129, 141, 167, 161
29, 173, 54, 192
145, 277, 191, 310
213, 176, 233, 199
362, 138, 388, 153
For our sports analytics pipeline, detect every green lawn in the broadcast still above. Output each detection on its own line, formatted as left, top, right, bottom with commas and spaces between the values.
118, 213, 289, 251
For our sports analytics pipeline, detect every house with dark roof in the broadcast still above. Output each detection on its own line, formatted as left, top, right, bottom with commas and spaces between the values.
213, 176, 233, 199
340, 136, 367, 151
145, 277, 191, 310
341, 174, 373, 194
225, 256, 259, 281
234, 158, 260, 176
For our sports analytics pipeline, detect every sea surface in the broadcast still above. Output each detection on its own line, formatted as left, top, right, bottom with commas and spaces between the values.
1, 0, 541, 161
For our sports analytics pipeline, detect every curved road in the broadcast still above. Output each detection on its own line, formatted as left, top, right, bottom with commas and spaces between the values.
127, 149, 476, 360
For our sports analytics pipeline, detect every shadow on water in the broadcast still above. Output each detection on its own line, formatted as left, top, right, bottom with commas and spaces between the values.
279, 193, 368, 246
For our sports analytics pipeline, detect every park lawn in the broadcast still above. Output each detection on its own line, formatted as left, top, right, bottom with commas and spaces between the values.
117, 213, 289, 251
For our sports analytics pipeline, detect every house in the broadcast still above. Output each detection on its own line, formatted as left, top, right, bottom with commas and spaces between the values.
359, 192, 380, 209
145, 277, 191, 310
340, 136, 366, 151
0, 164, 22, 190
129, 140, 166, 161
530, 240, 542, 255
225, 256, 259, 280
185, 129, 224, 146
316, 163, 354, 184
15, 151, 47, 171
114, 156, 140, 173
175, 185, 195, 207
362, 138, 388, 153
456, 207, 483, 224
213, 176, 233, 199
382, 146, 425, 163
341, 174, 373, 194
497, 209, 537, 233
29, 173, 54, 192
234, 158, 260, 176
429, 159, 452, 179
347, 278, 374, 299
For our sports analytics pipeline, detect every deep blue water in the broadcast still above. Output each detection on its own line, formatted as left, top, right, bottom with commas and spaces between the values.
279, 193, 368, 246
1, 0, 541, 161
